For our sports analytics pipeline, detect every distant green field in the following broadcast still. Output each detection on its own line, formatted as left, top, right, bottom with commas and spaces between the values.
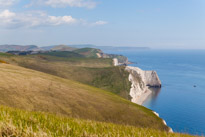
0, 106, 195, 137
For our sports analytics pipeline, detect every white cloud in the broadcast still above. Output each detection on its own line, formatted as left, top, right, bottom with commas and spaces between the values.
0, 10, 77, 28
0, 10, 16, 25
28, 0, 97, 9
0, 0, 16, 7
92, 21, 108, 25
0, 9, 15, 18
0, 10, 107, 29
48, 16, 77, 25
45, 0, 96, 8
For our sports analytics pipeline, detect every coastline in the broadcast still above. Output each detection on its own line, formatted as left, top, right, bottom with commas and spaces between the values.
113, 58, 173, 133
127, 72, 152, 105
125, 66, 161, 105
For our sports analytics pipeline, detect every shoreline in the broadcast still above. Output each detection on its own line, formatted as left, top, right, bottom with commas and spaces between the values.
124, 63, 173, 133
125, 66, 161, 105
113, 58, 173, 132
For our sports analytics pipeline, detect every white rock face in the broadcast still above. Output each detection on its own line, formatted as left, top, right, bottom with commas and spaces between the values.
125, 66, 161, 105
125, 66, 173, 132
113, 58, 119, 66
144, 71, 161, 87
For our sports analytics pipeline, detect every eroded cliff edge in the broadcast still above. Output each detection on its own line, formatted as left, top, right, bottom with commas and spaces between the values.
126, 66, 173, 132
125, 66, 161, 105
113, 59, 173, 132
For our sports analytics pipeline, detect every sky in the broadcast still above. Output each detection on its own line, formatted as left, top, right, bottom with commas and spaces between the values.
0, 0, 205, 49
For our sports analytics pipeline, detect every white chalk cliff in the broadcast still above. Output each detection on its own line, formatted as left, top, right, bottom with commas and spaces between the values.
125, 66, 173, 132
113, 58, 172, 131
125, 66, 161, 105
113, 58, 119, 66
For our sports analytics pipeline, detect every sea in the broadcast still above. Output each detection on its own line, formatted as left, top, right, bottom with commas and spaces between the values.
103, 49, 205, 136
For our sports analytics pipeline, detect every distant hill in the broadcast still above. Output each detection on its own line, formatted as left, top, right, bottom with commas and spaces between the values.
51, 45, 77, 51
40, 44, 95, 51
41, 45, 56, 50
3, 44, 129, 64
74, 48, 102, 58
0, 45, 40, 52
62, 44, 150, 51
41, 44, 150, 52
0, 44, 149, 53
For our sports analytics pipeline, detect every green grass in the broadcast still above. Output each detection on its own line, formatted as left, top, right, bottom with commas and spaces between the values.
0, 53, 131, 100
74, 48, 101, 58
81, 66, 132, 100
51, 45, 77, 51
0, 53, 198, 137
22, 59, 131, 99
0, 63, 169, 131
0, 106, 196, 137
38, 51, 84, 58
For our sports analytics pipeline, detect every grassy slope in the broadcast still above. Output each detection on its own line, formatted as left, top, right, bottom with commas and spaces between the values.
0, 106, 195, 137
0, 53, 132, 100
74, 48, 101, 58
51, 45, 77, 51
38, 51, 84, 58
0, 63, 168, 131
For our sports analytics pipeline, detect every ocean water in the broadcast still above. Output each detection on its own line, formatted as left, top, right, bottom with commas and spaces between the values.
104, 49, 205, 135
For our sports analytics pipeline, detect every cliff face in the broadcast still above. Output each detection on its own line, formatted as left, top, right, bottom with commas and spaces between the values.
125, 66, 161, 105
113, 58, 119, 66
143, 71, 161, 87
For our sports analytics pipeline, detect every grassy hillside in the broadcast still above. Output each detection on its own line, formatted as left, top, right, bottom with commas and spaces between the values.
0, 53, 131, 100
51, 45, 77, 51
0, 106, 195, 137
0, 63, 168, 131
74, 48, 102, 58
38, 51, 84, 58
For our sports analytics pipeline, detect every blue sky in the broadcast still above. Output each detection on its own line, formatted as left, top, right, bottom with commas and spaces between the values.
0, 0, 204, 49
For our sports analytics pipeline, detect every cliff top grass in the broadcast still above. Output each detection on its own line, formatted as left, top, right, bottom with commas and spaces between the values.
0, 53, 131, 100
73, 48, 101, 58
0, 106, 196, 137
0, 63, 169, 131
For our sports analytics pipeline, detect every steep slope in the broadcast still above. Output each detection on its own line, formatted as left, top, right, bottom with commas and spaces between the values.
0, 63, 169, 131
125, 66, 161, 105
0, 106, 194, 137
0, 53, 131, 100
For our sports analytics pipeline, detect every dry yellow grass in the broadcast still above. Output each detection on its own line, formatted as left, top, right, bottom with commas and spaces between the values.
0, 63, 169, 131
0, 53, 132, 100
0, 106, 197, 137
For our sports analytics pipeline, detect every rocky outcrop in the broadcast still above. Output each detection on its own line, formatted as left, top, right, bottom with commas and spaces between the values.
143, 70, 161, 87
125, 66, 174, 132
113, 58, 119, 66
125, 66, 161, 105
